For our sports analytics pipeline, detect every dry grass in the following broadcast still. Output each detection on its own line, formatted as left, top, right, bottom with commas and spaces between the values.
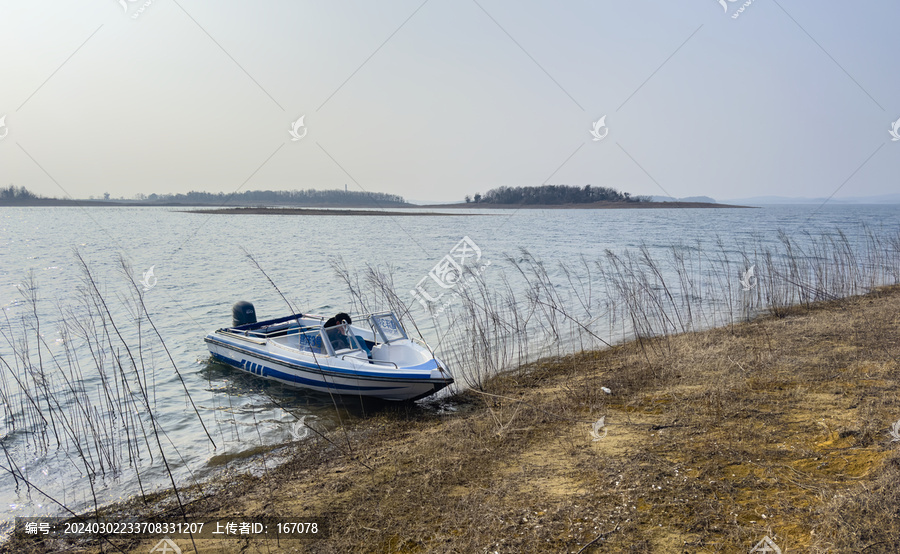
8, 286, 900, 553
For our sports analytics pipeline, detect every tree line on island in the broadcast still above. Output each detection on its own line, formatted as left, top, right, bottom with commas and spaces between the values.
0, 185, 40, 202
465, 185, 651, 205
134, 188, 408, 206
0, 186, 408, 207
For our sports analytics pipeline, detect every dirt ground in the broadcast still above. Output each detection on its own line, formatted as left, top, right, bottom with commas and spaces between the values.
7, 286, 900, 553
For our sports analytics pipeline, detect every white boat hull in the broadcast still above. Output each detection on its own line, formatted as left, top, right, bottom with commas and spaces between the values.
205, 312, 453, 401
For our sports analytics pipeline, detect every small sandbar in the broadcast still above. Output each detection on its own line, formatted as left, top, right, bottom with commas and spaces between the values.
183, 207, 477, 216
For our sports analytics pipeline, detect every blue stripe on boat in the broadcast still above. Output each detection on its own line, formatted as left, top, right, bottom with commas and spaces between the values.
210, 352, 397, 392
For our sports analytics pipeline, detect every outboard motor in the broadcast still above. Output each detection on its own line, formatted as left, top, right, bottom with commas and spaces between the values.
232, 301, 256, 327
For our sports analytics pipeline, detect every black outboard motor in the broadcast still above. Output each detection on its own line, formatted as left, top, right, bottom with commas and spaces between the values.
232, 301, 257, 327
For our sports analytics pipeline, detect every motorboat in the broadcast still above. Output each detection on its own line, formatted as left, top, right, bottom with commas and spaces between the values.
205, 302, 453, 401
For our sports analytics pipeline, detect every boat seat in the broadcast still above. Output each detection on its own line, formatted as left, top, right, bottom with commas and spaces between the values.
355, 334, 373, 359
259, 322, 296, 337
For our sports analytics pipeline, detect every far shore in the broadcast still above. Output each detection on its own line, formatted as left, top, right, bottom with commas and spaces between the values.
424, 200, 753, 209
183, 201, 751, 215
1, 199, 751, 211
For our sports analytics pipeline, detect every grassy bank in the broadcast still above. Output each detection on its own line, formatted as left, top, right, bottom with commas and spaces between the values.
9, 285, 900, 553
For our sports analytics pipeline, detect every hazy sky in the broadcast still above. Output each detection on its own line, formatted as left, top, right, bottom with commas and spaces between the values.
2, 1, 898, 203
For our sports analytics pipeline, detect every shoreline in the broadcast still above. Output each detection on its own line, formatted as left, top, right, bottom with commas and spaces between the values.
0, 200, 751, 210
5, 286, 899, 552
184, 201, 752, 215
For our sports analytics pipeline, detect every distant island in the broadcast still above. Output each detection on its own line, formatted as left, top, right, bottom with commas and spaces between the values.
0, 185, 410, 208
435, 185, 745, 209
0, 184, 747, 209
462, 184, 651, 205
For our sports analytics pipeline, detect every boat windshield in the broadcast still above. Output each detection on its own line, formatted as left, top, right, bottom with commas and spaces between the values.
297, 329, 327, 355
323, 322, 362, 354
370, 312, 407, 343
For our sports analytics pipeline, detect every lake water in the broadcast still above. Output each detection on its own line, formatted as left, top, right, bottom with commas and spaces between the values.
1, 203, 899, 534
